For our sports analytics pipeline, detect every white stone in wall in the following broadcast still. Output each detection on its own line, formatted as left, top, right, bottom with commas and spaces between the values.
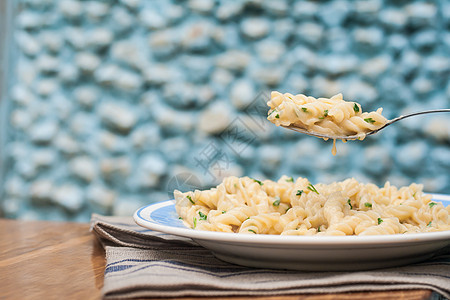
33, 149, 56, 169
69, 156, 98, 182
94, 64, 120, 85
115, 70, 143, 91
197, 101, 232, 135
52, 184, 84, 212
112, 197, 142, 217
188, 0, 215, 14
17, 11, 43, 29
134, 153, 168, 188
58, 64, 80, 83
35, 79, 58, 96
406, 2, 437, 26
86, 184, 116, 212
259, 145, 283, 175
30, 180, 53, 203
131, 124, 161, 149
230, 79, 255, 110
70, 112, 97, 137
241, 17, 270, 39
423, 117, 450, 142
65, 27, 86, 49
379, 8, 408, 29
111, 40, 142, 68
58, 0, 83, 19
143, 64, 181, 85
40, 30, 63, 53
216, 50, 250, 72
73, 86, 99, 108
360, 55, 391, 79
11, 85, 34, 106
319, 55, 358, 76
4, 177, 26, 198
30, 119, 59, 144
99, 131, 128, 153
87, 28, 114, 49
85, 1, 110, 20
353, 27, 384, 48
139, 9, 167, 29
99, 102, 138, 133
251, 66, 286, 86
11, 109, 32, 130
54, 133, 80, 155
36, 54, 59, 74
255, 40, 286, 64
100, 156, 132, 180
211, 69, 234, 88
297, 22, 323, 46
76, 52, 101, 73
216, 2, 243, 21
17, 61, 38, 87
15, 32, 41, 56
111, 7, 134, 32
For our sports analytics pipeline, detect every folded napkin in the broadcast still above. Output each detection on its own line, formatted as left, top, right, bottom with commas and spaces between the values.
90, 214, 450, 299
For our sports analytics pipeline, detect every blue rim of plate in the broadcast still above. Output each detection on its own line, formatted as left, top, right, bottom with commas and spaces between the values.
133, 194, 450, 246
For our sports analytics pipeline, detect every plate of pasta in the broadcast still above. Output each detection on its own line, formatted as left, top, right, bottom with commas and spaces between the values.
134, 176, 450, 271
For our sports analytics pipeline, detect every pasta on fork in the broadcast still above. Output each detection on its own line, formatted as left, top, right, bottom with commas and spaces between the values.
266, 91, 388, 155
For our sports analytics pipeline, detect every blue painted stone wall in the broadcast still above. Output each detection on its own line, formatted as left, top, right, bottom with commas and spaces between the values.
1, 0, 449, 221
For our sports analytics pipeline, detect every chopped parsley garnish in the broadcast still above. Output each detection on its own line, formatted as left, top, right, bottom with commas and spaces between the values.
296, 190, 303, 196
323, 109, 328, 117
347, 199, 353, 209
285, 207, 291, 213
193, 217, 197, 228
318, 116, 324, 119
302, 107, 308, 112
429, 202, 437, 208
198, 211, 207, 221
252, 178, 263, 185
178, 217, 183, 220
222, 211, 226, 214
268, 109, 277, 116
377, 218, 383, 225
307, 183, 319, 194
364, 118, 375, 124
427, 221, 432, 227
317, 226, 321, 232
273, 197, 281, 206
187, 195, 195, 204
248, 229, 256, 234
353, 103, 359, 113
286, 177, 294, 182
275, 114, 280, 119
364, 202, 372, 208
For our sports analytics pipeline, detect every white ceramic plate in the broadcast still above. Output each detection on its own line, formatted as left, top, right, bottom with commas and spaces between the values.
134, 194, 450, 271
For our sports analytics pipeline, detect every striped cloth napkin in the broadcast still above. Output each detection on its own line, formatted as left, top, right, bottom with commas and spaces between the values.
90, 214, 450, 299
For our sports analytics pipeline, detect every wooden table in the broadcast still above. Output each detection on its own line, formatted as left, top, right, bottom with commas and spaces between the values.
0, 218, 434, 300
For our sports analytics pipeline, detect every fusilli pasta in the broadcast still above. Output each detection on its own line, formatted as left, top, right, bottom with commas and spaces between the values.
267, 91, 388, 155
175, 176, 450, 236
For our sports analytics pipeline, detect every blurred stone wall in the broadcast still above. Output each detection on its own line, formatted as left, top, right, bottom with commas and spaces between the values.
1, 0, 449, 221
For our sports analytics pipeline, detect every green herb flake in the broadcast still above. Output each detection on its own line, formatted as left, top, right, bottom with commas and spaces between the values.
302, 107, 308, 112
364, 202, 372, 208
296, 190, 303, 196
285, 207, 291, 213
198, 211, 207, 221
273, 197, 281, 207
353, 103, 360, 113
318, 116, 324, 119
252, 178, 263, 185
193, 217, 197, 228
427, 221, 432, 227
347, 199, 353, 210
248, 229, 256, 234
377, 218, 383, 225
178, 217, 183, 220
286, 177, 294, 182
268, 109, 277, 116
429, 202, 437, 208
307, 183, 319, 194
317, 226, 321, 232
222, 211, 226, 214
364, 118, 375, 124
323, 109, 329, 117
275, 114, 280, 119
187, 195, 195, 205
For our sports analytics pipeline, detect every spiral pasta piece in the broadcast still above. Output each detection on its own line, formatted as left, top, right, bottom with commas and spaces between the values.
174, 176, 450, 235
267, 91, 388, 155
